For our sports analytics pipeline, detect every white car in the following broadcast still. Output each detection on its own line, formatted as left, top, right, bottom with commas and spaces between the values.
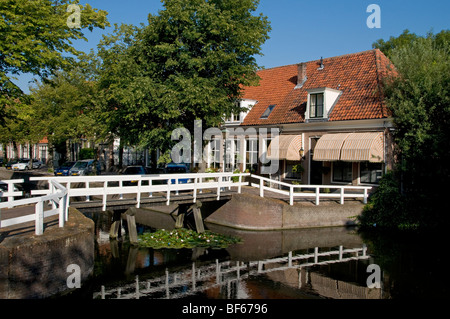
12, 159, 43, 170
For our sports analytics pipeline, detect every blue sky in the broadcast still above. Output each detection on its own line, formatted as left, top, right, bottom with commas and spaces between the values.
14, 0, 450, 93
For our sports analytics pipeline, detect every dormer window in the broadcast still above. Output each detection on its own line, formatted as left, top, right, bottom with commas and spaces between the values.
305, 88, 342, 122
224, 99, 257, 124
310, 93, 324, 118
261, 104, 276, 119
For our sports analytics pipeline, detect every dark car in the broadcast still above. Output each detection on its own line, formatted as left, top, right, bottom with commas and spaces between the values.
121, 166, 148, 185
5, 159, 19, 170
165, 163, 190, 184
54, 161, 76, 176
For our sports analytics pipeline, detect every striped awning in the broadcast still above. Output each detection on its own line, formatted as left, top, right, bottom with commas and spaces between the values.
313, 132, 384, 163
313, 133, 350, 161
340, 132, 384, 162
267, 135, 303, 161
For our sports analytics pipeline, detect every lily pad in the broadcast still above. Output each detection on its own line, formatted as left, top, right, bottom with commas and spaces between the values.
138, 228, 241, 249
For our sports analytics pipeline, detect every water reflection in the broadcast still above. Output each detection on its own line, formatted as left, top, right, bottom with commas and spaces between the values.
84, 209, 383, 299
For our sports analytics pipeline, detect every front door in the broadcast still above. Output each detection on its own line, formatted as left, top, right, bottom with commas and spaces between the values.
310, 159, 323, 185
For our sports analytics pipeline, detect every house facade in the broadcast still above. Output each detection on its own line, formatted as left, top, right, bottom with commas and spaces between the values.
216, 49, 396, 187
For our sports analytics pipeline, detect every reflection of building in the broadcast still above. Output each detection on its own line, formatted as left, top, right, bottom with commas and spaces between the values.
216, 49, 396, 187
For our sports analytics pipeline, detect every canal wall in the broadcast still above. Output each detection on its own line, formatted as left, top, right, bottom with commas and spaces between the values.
204, 193, 364, 230
0, 207, 95, 299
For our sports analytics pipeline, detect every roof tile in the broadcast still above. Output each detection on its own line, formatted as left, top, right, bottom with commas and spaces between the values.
241, 49, 395, 126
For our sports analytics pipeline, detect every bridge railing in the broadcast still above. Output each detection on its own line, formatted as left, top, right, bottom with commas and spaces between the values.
0, 179, 69, 235
30, 172, 251, 211
0, 179, 24, 202
250, 175, 372, 205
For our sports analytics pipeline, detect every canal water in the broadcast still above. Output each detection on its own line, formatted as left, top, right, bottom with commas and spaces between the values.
67, 206, 450, 300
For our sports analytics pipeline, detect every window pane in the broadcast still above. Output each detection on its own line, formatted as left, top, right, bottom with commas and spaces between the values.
317, 93, 323, 106
333, 162, 352, 182
360, 162, 383, 184
317, 94, 324, 117
310, 95, 316, 118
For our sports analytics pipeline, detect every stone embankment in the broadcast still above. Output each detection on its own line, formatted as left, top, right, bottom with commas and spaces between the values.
204, 192, 364, 230
0, 207, 94, 299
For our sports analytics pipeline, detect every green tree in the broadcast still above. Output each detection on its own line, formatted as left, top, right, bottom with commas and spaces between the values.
361, 30, 450, 229
102, 0, 271, 156
0, 0, 109, 124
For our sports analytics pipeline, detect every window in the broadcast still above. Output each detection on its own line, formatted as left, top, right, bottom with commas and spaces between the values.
225, 113, 242, 123
210, 139, 221, 169
333, 162, 352, 183
310, 93, 324, 118
224, 138, 242, 171
260, 105, 276, 119
360, 162, 383, 184
286, 161, 302, 180
246, 139, 258, 171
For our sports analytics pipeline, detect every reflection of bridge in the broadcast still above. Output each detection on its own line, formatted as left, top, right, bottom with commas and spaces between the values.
1, 172, 371, 235
94, 245, 371, 299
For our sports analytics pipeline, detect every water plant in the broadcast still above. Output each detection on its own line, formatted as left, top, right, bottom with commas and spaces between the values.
138, 228, 241, 249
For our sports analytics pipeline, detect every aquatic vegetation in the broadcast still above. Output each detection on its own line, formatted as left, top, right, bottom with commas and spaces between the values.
138, 228, 241, 249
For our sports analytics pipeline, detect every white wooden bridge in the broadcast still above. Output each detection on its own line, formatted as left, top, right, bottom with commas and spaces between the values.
93, 244, 370, 299
1, 172, 372, 235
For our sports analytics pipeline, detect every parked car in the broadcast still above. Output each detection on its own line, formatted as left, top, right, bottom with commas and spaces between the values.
0, 158, 4, 167
5, 159, 19, 170
54, 161, 76, 176
11, 158, 42, 170
69, 159, 95, 176
32, 159, 43, 168
165, 163, 190, 184
121, 165, 149, 185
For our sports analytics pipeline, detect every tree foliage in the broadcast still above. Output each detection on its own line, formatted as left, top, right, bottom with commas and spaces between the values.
361, 30, 450, 229
0, 0, 109, 125
28, 64, 105, 146
97, 0, 271, 154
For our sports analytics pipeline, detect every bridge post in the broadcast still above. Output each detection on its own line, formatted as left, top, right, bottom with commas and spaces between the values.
289, 186, 294, 206
109, 210, 122, 240
193, 177, 197, 203
192, 201, 204, 233
126, 207, 139, 245
35, 200, 44, 235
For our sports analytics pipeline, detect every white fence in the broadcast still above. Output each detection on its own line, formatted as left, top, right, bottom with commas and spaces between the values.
29, 172, 251, 211
0, 179, 23, 203
250, 175, 372, 205
1, 172, 372, 235
0, 180, 68, 235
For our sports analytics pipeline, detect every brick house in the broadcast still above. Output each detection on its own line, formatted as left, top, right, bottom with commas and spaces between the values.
218, 49, 396, 186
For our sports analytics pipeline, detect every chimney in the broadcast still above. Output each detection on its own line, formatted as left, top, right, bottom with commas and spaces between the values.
295, 63, 307, 89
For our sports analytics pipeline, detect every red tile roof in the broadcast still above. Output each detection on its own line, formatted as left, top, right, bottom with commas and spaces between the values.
241, 49, 395, 126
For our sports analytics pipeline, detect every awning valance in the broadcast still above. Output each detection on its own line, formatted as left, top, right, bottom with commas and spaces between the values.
340, 132, 384, 162
313, 133, 350, 161
267, 135, 303, 161
313, 132, 384, 163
